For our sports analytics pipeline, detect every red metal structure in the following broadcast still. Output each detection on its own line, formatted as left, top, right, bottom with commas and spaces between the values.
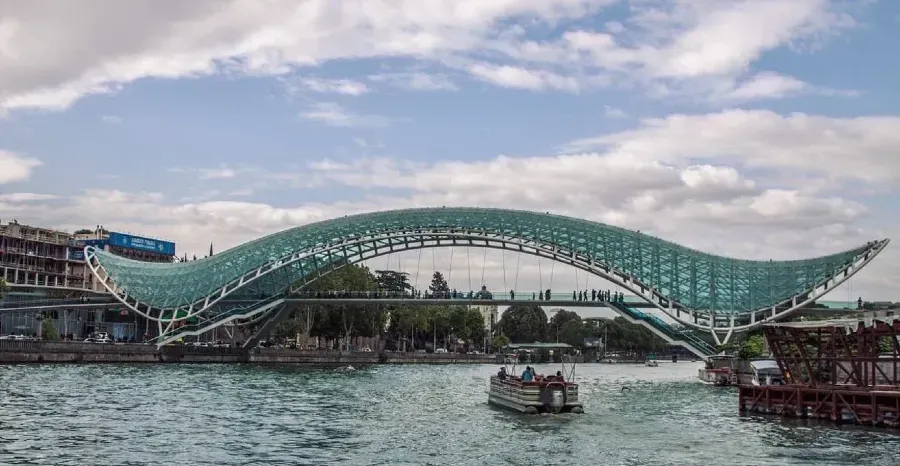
739, 317, 900, 428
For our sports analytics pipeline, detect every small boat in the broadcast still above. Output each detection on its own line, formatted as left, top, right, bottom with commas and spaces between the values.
645, 359, 659, 367
749, 360, 783, 386
698, 356, 737, 386
487, 357, 584, 415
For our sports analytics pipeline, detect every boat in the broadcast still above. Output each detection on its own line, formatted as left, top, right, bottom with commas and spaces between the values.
748, 359, 783, 386
698, 355, 737, 386
645, 359, 659, 367
488, 357, 584, 414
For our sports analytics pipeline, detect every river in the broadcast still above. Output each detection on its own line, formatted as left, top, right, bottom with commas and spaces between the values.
1, 362, 897, 465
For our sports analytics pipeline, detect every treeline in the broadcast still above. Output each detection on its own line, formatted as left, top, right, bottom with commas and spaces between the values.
496, 306, 670, 353
268, 265, 486, 351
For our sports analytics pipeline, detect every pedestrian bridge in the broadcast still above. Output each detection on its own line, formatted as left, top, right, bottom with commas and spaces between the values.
81, 207, 889, 351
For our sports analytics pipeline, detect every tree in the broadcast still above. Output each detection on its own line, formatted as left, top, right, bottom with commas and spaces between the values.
492, 334, 510, 350
375, 270, 412, 297
428, 271, 450, 298
737, 334, 766, 359
279, 264, 386, 349
498, 305, 548, 343
41, 319, 60, 341
558, 317, 592, 348
548, 309, 581, 341
592, 317, 668, 353
0, 278, 7, 300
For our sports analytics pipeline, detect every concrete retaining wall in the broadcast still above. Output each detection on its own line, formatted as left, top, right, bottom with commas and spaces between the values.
0, 340, 496, 365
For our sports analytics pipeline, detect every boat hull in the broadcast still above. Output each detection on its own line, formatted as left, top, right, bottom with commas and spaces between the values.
487, 376, 584, 414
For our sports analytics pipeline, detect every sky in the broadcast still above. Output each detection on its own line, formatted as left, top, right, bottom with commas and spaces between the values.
1, 0, 900, 306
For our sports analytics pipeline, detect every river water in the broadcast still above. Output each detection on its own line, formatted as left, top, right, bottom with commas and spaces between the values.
1, 362, 897, 465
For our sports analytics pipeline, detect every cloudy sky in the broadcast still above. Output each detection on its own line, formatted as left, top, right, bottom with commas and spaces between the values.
1, 0, 899, 304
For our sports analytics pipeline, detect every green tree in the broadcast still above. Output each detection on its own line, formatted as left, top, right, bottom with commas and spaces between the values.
375, 270, 412, 297
0, 278, 8, 299
558, 318, 592, 348
281, 264, 386, 349
737, 334, 766, 359
428, 271, 450, 298
492, 334, 510, 349
41, 318, 60, 341
593, 317, 668, 353
548, 309, 581, 341
498, 305, 548, 343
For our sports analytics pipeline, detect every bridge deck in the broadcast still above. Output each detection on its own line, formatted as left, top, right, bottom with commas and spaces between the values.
0, 296, 857, 313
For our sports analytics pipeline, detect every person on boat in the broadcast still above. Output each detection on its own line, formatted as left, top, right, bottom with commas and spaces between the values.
521, 366, 534, 382
555, 370, 565, 381
497, 367, 507, 380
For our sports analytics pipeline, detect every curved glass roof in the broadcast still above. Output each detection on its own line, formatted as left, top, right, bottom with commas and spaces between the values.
91, 207, 883, 313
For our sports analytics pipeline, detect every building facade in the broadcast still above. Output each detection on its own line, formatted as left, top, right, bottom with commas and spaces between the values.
469, 303, 499, 350
0, 221, 176, 340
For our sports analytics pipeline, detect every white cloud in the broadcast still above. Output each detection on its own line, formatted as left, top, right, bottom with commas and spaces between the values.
0, 193, 57, 202
466, 63, 580, 92
368, 72, 458, 91
0, 0, 861, 111
169, 166, 251, 180
352, 137, 385, 149
603, 105, 626, 119
100, 115, 122, 124
565, 109, 900, 184
0, 150, 41, 184
299, 102, 391, 128
291, 77, 369, 96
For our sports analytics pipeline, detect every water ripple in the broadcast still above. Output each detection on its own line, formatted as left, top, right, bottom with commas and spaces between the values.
2, 362, 899, 465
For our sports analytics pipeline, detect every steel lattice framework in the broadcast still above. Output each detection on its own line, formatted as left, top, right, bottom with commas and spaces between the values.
84, 207, 889, 345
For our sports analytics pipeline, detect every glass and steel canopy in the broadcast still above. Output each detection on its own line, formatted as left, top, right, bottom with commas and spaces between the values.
88, 207, 886, 315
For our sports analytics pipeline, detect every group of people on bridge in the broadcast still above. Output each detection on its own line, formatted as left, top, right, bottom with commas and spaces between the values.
291, 287, 628, 303
292, 288, 628, 303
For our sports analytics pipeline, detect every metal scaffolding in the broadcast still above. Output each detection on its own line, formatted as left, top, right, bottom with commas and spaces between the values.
740, 318, 900, 428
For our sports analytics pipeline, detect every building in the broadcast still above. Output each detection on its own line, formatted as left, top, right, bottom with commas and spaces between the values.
469, 303, 499, 350
0, 220, 176, 340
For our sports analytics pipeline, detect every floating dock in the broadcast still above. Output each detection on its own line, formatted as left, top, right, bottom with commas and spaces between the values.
739, 317, 900, 428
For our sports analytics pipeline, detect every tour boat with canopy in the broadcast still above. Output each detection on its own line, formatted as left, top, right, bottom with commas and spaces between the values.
487, 355, 584, 414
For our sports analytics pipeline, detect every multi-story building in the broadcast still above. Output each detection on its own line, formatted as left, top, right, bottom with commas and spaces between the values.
469, 303, 499, 350
0, 220, 176, 340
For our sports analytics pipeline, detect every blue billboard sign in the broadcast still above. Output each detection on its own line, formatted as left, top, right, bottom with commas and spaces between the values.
68, 249, 85, 261
107, 232, 176, 256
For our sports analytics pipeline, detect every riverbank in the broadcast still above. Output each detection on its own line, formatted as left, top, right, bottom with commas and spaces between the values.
0, 340, 496, 365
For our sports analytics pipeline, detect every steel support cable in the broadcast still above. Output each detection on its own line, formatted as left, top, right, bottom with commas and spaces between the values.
513, 253, 521, 292
432, 246, 437, 282
480, 248, 488, 288
550, 260, 555, 292
538, 256, 543, 292
467, 246, 472, 292
448, 248, 455, 288
501, 250, 508, 296
414, 247, 423, 293
574, 264, 580, 296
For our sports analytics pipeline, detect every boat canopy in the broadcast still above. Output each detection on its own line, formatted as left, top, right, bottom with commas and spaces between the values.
750, 360, 781, 374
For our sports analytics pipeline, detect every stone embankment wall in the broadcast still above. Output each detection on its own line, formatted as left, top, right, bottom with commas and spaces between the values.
0, 340, 496, 365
